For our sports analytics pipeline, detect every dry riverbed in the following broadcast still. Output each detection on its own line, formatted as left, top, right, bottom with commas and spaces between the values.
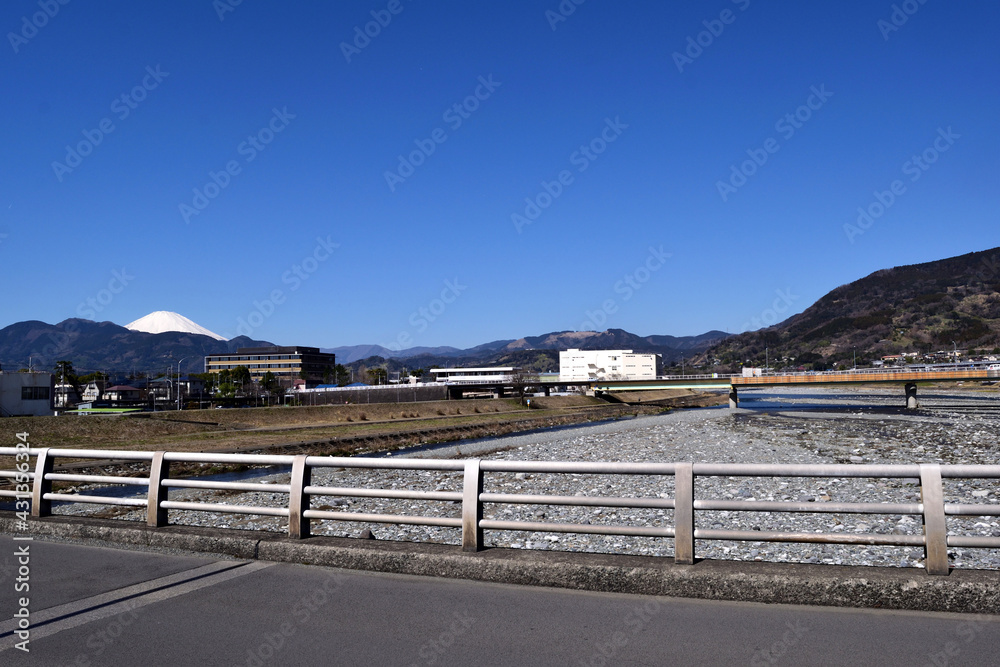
44, 386, 1000, 570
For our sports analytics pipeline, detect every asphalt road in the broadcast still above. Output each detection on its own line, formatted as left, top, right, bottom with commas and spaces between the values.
1, 535, 999, 666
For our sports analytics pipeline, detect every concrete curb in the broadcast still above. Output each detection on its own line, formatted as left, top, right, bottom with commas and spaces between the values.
4, 516, 998, 614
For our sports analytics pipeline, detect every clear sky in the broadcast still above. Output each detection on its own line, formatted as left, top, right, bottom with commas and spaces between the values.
3, 1, 998, 349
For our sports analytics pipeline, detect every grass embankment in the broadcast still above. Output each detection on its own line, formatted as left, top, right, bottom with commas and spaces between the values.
1, 396, 626, 457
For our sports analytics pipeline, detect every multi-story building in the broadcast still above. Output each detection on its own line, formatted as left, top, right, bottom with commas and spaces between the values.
204, 346, 336, 387
558, 349, 659, 382
428, 367, 517, 384
0, 371, 54, 417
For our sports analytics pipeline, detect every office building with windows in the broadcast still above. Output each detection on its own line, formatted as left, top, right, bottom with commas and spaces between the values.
204, 346, 336, 386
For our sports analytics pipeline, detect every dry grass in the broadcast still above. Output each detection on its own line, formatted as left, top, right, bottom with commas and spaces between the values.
0, 396, 607, 455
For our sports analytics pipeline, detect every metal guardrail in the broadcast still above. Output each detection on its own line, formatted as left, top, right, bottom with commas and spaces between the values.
3, 447, 999, 575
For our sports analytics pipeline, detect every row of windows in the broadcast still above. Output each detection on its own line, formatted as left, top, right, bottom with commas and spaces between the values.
209, 355, 299, 362
21, 386, 51, 400
211, 364, 300, 370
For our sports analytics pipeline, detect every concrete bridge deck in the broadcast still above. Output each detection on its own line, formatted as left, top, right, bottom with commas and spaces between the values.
591, 369, 998, 408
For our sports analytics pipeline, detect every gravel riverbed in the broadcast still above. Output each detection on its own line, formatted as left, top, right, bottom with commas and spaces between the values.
54, 386, 1000, 570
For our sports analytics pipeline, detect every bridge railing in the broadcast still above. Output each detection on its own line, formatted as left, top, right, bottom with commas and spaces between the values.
3, 447, 999, 575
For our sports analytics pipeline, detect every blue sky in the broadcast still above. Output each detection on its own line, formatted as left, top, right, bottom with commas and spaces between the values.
3, 1, 998, 349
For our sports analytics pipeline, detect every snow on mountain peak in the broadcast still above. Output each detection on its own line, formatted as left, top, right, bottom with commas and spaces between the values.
124, 311, 227, 341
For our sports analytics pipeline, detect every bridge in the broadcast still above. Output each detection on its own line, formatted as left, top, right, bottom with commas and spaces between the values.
443, 367, 999, 408
592, 367, 999, 409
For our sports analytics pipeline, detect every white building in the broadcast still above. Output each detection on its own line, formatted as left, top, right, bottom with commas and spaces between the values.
559, 349, 659, 382
0, 371, 54, 417
428, 367, 516, 384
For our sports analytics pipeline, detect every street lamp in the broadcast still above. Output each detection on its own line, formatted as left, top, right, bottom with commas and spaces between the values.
853, 347, 856, 370
952, 341, 958, 366
176, 357, 188, 410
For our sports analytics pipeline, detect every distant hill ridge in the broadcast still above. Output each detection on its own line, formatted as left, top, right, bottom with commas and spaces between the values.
6, 247, 996, 375
325, 328, 729, 364
0, 319, 271, 374
705, 246, 1000, 368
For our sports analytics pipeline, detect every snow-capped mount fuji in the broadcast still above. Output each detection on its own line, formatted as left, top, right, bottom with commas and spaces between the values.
125, 311, 227, 341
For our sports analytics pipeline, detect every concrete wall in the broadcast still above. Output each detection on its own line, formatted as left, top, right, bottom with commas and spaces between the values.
0, 371, 55, 417
293, 384, 448, 405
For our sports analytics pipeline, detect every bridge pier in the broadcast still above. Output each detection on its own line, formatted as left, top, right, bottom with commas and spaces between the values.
905, 383, 919, 409
729, 386, 738, 408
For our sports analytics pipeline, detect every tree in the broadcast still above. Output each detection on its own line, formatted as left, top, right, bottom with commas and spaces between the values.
78, 371, 109, 386
261, 371, 280, 394
367, 368, 387, 385
55, 360, 78, 388
231, 366, 252, 394
334, 364, 351, 386
508, 367, 538, 406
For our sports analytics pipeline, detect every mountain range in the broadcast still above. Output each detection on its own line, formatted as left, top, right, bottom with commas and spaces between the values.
324, 329, 727, 365
3, 246, 997, 376
703, 247, 1000, 368
0, 319, 271, 375
0, 316, 727, 377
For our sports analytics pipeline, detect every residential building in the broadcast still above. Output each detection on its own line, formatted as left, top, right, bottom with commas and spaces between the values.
54, 382, 81, 408
80, 381, 103, 403
0, 371, 54, 417
104, 385, 142, 406
558, 349, 659, 382
204, 346, 336, 386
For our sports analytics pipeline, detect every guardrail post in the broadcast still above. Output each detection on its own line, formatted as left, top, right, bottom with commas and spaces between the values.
289, 455, 311, 539
919, 463, 949, 575
147, 451, 170, 527
674, 462, 694, 565
30, 448, 53, 518
462, 459, 483, 552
